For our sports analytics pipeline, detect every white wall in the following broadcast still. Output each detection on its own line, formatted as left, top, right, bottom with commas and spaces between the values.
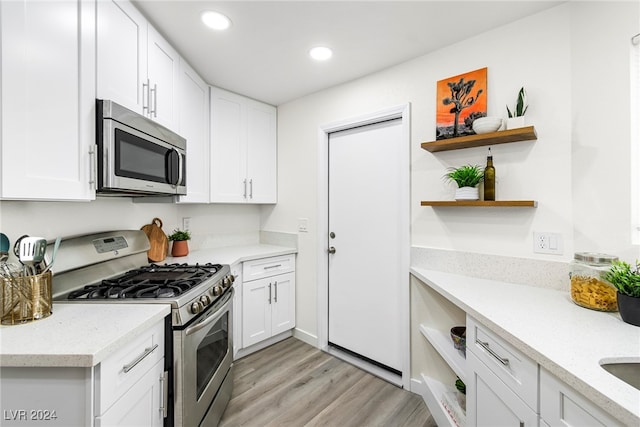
263, 2, 640, 341
0, 199, 261, 260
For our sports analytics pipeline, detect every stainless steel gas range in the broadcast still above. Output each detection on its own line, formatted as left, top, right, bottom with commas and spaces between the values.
50, 230, 234, 427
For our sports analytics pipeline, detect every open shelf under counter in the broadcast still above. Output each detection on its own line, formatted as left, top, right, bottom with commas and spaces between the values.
420, 200, 537, 208
421, 126, 537, 153
420, 373, 466, 427
419, 324, 466, 382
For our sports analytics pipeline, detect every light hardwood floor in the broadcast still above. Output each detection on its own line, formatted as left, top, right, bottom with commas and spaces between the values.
220, 337, 437, 427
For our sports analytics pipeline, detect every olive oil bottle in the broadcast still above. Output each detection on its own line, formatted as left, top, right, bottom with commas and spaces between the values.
484, 148, 495, 201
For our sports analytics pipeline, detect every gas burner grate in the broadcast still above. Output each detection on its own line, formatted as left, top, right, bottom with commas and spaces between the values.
66, 263, 223, 300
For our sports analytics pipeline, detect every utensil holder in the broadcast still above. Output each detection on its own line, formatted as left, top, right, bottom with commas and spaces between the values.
1, 271, 52, 325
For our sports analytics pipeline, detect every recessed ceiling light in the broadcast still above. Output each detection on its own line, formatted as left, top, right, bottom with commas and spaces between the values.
309, 46, 333, 61
201, 10, 231, 31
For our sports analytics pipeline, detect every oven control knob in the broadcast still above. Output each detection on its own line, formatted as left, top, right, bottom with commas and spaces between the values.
212, 285, 223, 296
223, 275, 235, 287
190, 301, 203, 314
199, 295, 211, 306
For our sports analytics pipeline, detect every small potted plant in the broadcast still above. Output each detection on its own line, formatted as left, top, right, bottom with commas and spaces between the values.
444, 164, 484, 200
506, 87, 528, 130
604, 260, 640, 326
168, 229, 191, 257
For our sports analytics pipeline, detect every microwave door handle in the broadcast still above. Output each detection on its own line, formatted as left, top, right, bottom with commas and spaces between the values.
166, 148, 181, 187
176, 149, 184, 187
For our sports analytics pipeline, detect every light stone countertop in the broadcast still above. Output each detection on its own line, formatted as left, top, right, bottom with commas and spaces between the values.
411, 267, 640, 426
165, 243, 297, 266
0, 303, 170, 368
0, 244, 295, 369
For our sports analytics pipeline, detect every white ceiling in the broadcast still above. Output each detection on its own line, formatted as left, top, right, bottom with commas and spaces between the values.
132, 1, 563, 106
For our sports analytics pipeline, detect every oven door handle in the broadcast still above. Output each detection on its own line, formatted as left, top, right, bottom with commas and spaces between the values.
185, 290, 233, 336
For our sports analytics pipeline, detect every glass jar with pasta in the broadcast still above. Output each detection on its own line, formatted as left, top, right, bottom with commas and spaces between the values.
570, 252, 619, 311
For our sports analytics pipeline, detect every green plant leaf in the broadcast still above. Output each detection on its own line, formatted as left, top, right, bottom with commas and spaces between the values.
168, 228, 191, 241
444, 164, 484, 187
604, 260, 640, 297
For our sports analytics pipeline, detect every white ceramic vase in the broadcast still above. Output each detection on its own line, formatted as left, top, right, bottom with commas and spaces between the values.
455, 186, 479, 200
506, 116, 526, 130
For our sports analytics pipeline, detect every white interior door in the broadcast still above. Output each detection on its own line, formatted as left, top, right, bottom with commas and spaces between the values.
328, 118, 403, 372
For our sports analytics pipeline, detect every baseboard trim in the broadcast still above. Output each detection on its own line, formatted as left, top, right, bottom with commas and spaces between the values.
234, 330, 292, 360
293, 327, 318, 347
325, 345, 403, 387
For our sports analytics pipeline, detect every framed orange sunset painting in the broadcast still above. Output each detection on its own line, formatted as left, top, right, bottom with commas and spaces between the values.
436, 67, 487, 140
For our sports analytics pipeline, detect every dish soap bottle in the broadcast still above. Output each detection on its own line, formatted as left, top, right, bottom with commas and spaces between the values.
484, 148, 495, 201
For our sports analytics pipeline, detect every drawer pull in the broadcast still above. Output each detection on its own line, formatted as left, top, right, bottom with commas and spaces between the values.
264, 264, 282, 270
123, 344, 158, 373
476, 339, 510, 366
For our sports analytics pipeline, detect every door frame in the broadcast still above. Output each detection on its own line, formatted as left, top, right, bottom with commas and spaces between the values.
316, 103, 411, 388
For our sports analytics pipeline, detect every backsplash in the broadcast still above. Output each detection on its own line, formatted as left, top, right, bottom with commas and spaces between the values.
411, 246, 570, 291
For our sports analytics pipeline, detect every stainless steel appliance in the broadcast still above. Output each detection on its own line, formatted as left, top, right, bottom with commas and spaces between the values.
49, 230, 234, 427
96, 99, 187, 196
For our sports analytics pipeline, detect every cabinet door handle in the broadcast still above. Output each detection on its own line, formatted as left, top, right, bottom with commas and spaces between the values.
475, 339, 510, 366
264, 264, 282, 270
159, 370, 168, 418
274, 281, 278, 303
150, 83, 158, 118
243, 179, 247, 199
89, 144, 97, 189
143, 78, 150, 114
268, 283, 272, 304
123, 343, 158, 373
249, 178, 253, 199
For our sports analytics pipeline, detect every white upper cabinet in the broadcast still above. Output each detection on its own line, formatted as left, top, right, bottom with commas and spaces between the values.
177, 59, 210, 203
146, 25, 179, 130
0, 0, 96, 201
97, 0, 179, 131
210, 87, 277, 204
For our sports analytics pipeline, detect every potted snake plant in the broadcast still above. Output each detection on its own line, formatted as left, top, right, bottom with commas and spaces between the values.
506, 87, 528, 130
604, 260, 640, 326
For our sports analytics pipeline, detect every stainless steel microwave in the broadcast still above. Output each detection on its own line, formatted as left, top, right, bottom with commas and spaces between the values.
96, 99, 187, 196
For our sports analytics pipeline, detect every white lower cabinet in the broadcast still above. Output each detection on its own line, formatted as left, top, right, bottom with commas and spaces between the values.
241, 255, 295, 349
467, 316, 539, 427
540, 368, 623, 427
95, 319, 166, 426
95, 358, 165, 427
0, 319, 166, 427
467, 351, 538, 427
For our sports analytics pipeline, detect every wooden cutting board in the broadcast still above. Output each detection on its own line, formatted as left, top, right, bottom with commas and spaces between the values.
140, 217, 168, 262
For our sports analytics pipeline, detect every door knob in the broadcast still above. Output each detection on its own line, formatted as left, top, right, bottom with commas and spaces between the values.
328, 246, 336, 254
329, 232, 336, 239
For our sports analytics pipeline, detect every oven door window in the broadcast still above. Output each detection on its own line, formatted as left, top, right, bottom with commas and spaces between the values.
196, 311, 229, 399
114, 128, 174, 184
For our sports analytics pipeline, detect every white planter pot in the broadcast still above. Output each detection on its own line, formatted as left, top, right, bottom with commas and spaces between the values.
506, 116, 526, 130
455, 186, 479, 200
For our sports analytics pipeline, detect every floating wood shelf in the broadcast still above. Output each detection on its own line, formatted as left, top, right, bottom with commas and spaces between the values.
421, 126, 537, 153
421, 200, 538, 207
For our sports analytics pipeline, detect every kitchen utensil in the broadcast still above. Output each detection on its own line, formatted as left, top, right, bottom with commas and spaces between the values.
41, 237, 61, 274
12, 234, 28, 258
19, 237, 47, 276
0, 233, 9, 262
141, 218, 169, 262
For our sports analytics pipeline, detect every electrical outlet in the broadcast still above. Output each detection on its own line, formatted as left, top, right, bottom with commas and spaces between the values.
298, 218, 309, 233
533, 232, 563, 254
182, 217, 191, 231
